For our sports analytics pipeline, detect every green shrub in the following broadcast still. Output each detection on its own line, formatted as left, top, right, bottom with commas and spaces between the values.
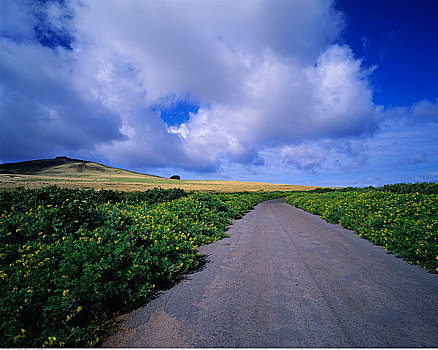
0, 186, 291, 347
285, 188, 438, 272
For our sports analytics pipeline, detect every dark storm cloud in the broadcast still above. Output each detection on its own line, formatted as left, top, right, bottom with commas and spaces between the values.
1, 38, 124, 161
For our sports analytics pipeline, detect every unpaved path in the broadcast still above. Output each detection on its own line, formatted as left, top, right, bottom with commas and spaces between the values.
104, 198, 438, 347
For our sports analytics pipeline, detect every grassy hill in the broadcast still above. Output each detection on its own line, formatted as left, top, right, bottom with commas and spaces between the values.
0, 156, 161, 178
0, 157, 317, 192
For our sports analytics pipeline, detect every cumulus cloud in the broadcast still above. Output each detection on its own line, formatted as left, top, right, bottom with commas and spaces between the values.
0, 38, 124, 161
390, 98, 438, 125
0, 0, 124, 161
2, 0, 435, 180
167, 44, 378, 168
73, 0, 377, 171
276, 137, 370, 172
281, 144, 328, 170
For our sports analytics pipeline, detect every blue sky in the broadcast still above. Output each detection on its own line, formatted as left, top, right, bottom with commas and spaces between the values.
1, 0, 437, 187
336, 0, 438, 106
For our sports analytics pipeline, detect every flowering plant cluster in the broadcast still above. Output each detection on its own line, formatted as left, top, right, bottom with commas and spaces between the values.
285, 184, 438, 272
0, 186, 287, 347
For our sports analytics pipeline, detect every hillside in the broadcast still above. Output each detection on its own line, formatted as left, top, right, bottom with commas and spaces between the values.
0, 156, 161, 178
0, 157, 317, 192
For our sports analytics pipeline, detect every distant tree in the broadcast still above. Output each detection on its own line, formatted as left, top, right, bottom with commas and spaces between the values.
170, 175, 181, 180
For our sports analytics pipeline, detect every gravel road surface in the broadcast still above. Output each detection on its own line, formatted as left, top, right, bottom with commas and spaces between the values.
104, 198, 438, 347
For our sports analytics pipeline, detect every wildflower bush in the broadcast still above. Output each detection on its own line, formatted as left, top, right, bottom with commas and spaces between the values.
0, 186, 287, 347
285, 183, 438, 272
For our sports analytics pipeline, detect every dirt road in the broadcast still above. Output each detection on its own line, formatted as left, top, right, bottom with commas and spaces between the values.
104, 198, 438, 347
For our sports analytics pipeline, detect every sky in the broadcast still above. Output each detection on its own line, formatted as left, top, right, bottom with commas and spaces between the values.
1, 0, 437, 187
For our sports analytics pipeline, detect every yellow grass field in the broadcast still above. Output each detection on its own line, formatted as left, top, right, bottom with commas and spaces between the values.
0, 158, 316, 192
0, 174, 316, 192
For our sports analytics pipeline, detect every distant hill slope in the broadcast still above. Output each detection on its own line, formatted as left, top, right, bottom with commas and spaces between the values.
0, 157, 318, 193
0, 157, 162, 179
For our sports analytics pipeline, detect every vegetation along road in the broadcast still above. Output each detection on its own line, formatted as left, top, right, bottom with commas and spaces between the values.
105, 198, 438, 347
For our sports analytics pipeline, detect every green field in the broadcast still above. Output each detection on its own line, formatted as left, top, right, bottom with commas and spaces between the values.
2, 181, 436, 347
0, 186, 291, 347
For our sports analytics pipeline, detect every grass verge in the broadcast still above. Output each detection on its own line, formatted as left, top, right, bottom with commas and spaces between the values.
285, 183, 438, 272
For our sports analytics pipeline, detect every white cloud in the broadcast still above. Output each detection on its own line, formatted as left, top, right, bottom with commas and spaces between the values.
406, 98, 438, 124
167, 44, 377, 167
66, 0, 370, 170
0, 37, 123, 161
281, 144, 329, 170
2, 0, 437, 185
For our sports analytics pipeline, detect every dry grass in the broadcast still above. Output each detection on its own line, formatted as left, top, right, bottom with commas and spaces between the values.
0, 174, 316, 192
0, 158, 317, 192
